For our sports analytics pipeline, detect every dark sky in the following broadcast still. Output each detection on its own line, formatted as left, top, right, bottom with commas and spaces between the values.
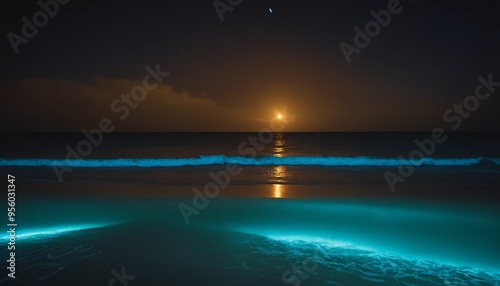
1, 0, 500, 131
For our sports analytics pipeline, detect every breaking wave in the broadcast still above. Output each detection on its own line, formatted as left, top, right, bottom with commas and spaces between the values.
1, 156, 499, 168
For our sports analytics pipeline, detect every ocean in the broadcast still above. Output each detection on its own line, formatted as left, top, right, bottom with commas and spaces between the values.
1, 132, 499, 285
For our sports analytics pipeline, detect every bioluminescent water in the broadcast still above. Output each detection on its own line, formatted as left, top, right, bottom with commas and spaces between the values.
2, 197, 499, 285
1, 156, 499, 167
1, 133, 499, 285
0, 223, 113, 241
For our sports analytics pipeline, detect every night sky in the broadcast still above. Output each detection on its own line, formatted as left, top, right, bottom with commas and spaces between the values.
1, 0, 499, 131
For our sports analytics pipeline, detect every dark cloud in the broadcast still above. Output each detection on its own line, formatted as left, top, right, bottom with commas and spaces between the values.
0, 78, 249, 131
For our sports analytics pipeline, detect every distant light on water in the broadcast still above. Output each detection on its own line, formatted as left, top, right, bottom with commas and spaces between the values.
273, 184, 283, 198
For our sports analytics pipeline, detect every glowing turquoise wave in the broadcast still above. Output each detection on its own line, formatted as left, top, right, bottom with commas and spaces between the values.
1, 223, 113, 241
232, 232, 500, 285
193, 199, 500, 273
1, 156, 498, 167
